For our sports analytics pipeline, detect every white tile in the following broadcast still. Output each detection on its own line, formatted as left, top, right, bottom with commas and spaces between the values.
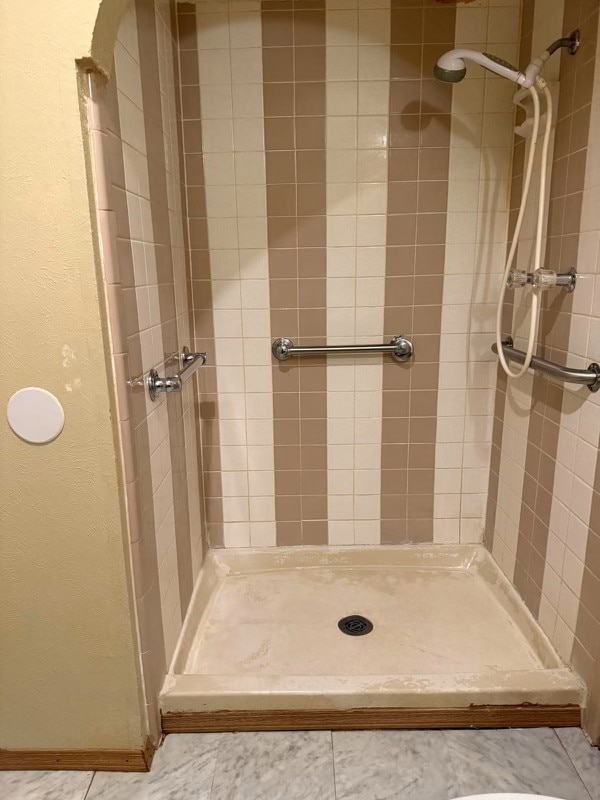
328, 469, 354, 495
249, 471, 275, 497
354, 494, 380, 520
198, 49, 232, 84
238, 218, 267, 249
234, 152, 266, 185
434, 518, 460, 544
327, 82, 358, 116
358, 9, 390, 44
231, 83, 264, 120
356, 246, 386, 276
203, 153, 235, 185
233, 118, 264, 151
237, 186, 267, 219
487, 6, 520, 43
357, 215, 387, 246
246, 393, 274, 419
206, 186, 237, 218
247, 445, 274, 471
358, 45, 389, 80
250, 521, 277, 547
231, 48, 263, 84
357, 116, 388, 149
327, 117, 358, 149
357, 149, 388, 182
327, 11, 358, 46
434, 493, 460, 519
229, 11, 262, 48
196, 13, 230, 49
202, 118, 234, 153
354, 520, 381, 544
327, 150, 358, 182
240, 248, 269, 278
327, 46, 358, 81
460, 518, 482, 543
358, 81, 389, 115
327, 217, 358, 248
357, 183, 387, 215
249, 495, 275, 522
223, 522, 251, 547
244, 366, 272, 393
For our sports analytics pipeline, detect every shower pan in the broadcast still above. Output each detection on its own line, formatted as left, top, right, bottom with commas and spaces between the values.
160, 545, 582, 732
156, 22, 586, 733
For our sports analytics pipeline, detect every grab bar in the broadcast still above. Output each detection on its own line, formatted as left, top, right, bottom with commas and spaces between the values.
272, 335, 413, 362
147, 346, 207, 401
492, 337, 600, 392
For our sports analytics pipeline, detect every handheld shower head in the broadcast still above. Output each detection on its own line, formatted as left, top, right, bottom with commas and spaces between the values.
434, 49, 526, 84
435, 32, 580, 88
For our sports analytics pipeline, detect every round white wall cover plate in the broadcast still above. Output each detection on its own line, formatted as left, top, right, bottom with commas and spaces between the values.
7, 387, 65, 444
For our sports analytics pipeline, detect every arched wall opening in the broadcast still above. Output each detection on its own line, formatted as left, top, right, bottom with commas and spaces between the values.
90, 0, 600, 747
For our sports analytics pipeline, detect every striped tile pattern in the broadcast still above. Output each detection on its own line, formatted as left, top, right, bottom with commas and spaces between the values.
262, 0, 329, 546
380, 0, 455, 545
324, 0, 390, 546
484, 0, 536, 556
91, 0, 205, 738
174, 0, 521, 550
487, 0, 600, 744
92, 0, 600, 746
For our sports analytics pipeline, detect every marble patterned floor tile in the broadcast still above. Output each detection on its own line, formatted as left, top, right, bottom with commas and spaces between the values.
0, 770, 92, 800
332, 729, 460, 800
85, 733, 221, 800
557, 727, 600, 800
445, 727, 592, 800
210, 731, 335, 800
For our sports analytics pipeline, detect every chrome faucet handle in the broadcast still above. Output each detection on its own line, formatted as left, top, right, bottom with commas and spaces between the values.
507, 269, 528, 288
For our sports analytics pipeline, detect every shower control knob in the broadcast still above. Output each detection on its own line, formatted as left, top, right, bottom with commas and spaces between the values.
507, 269, 528, 288
532, 268, 558, 290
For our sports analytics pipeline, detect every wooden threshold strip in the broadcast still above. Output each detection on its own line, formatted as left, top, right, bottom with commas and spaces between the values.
162, 704, 581, 733
0, 737, 155, 772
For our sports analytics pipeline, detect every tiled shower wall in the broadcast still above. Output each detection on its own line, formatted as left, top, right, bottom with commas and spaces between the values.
90, 0, 205, 738
93, 0, 600, 742
485, 0, 600, 742
178, 0, 521, 548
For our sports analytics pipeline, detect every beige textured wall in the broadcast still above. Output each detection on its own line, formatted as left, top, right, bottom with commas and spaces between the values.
0, 0, 145, 749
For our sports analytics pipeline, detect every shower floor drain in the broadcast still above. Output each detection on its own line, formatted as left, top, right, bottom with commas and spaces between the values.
338, 615, 373, 636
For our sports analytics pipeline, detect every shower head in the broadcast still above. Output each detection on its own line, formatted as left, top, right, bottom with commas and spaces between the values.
434, 49, 528, 85
434, 32, 580, 88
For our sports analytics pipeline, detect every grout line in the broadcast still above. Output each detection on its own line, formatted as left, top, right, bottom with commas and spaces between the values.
208, 731, 224, 799
441, 728, 465, 798
330, 729, 339, 800
553, 727, 595, 800
82, 771, 96, 800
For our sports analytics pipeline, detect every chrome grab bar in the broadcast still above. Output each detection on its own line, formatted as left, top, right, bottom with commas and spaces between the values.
147, 346, 207, 401
492, 337, 600, 392
272, 335, 413, 362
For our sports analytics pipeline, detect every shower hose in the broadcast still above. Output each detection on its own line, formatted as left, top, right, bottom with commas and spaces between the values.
495, 78, 553, 379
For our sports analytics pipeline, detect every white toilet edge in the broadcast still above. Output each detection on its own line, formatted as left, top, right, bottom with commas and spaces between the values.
453, 795, 566, 800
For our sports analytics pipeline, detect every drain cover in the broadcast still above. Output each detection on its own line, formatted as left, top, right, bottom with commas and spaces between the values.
338, 615, 373, 636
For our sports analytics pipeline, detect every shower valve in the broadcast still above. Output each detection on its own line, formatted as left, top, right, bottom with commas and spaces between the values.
507, 269, 528, 288
507, 266, 577, 292
532, 268, 559, 290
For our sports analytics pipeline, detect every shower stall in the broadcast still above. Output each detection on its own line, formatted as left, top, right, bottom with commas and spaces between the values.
89, 0, 600, 744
